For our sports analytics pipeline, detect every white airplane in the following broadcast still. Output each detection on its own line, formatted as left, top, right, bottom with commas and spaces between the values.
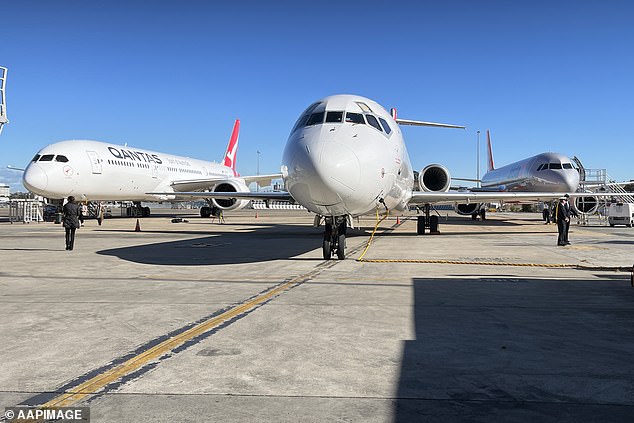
453, 130, 581, 219
22, 120, 277, 217
145, 94, 593, 259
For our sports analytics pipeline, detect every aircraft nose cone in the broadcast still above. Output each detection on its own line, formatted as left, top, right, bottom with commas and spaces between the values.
23, 164, 48, 194
284, 140, 361, 208
557, 169, 580, 192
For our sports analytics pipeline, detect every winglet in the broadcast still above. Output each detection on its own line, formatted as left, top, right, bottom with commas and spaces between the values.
222, 119, 240, 176
486, 130, 495, 171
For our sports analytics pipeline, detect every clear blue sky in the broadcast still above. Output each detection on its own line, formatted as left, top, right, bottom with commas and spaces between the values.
1, 0, 633, 192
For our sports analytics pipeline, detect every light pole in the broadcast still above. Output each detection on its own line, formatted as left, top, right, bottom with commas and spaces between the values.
476, 131, 480, 188
256, 150, 261, 176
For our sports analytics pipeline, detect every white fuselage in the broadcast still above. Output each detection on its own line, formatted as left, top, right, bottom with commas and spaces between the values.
23, 140, 234, 201
281, 95, 414, 217
481, 152, 579, 193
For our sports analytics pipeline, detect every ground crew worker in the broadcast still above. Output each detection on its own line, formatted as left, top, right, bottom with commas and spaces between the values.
62, 196, 82, 250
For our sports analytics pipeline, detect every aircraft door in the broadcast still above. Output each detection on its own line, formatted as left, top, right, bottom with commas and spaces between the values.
152, 165, 158, 178
86, 151, 102, 174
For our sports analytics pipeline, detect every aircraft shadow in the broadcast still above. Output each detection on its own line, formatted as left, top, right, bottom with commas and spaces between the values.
96, 224, 370, 265
394, 277, 634, 422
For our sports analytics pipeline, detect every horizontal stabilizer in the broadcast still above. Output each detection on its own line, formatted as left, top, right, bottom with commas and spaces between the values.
395, 118, 465, 129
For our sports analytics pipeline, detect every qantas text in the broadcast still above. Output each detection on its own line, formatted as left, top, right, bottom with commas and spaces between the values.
108, 147, 163, 164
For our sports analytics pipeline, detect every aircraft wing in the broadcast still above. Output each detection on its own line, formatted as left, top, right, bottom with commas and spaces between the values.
242, 173, 283, 186
170, 177, 234, 192
147, 190, 294, 201
170, 173, 283, 193
409, 191, 604, 205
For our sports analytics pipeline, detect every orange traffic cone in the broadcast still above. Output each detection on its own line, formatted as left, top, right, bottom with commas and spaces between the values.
255, 212, 259, 219
396, 216, 400, 224
135, 218, 141, 232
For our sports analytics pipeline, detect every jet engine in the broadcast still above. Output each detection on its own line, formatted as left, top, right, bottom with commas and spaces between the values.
573, 193, 600, 215
418, 164, 451, 192
211, 180, 250, 211
455, 203, 481, 216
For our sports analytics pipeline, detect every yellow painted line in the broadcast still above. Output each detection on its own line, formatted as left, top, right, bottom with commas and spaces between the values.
38, 275, 308, 410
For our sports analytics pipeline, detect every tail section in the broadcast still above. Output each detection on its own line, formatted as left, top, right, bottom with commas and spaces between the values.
222, 119, 240, 176
0, 66, 8, 135
486, 129, 495, 171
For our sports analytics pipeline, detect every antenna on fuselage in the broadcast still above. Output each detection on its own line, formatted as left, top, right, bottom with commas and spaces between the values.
0, 67, 8, 136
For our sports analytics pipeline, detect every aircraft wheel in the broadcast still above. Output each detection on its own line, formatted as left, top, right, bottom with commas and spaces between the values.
429, 215, 439, 233
336, 234, 345, 260
417, 216, 426, 235
323, 240, 332, 260
200, 207, 211, 218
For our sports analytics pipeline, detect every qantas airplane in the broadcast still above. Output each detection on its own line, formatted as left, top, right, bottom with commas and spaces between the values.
453, 130, 581, 219
22, 120, 276, 217
23, 93, 600, 260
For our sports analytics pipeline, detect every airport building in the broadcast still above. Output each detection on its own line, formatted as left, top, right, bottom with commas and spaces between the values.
0, 183, 9, 198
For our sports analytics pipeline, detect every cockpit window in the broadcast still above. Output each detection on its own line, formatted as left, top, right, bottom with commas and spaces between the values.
291, 114, 309, 133
55, 155, 69, 162
301, 102, 321, 116
291, 102, 322, 134
379, 117, 392, 134
345, 112, 365, 124
32, 154, 41, 162
355, 102, 372, 113
39, 154, 54, 162
325, 111, 343, 123
537, 164, 545, 171
549, 163, 562, 169
306, 112, 325, 126
562, 163, 573, 169
365, 114, 383, 132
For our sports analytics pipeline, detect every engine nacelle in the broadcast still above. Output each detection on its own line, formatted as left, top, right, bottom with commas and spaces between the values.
455, 203, 481, 216
418, 164, 451, 192
211, 180, 250, 211
574, 194, 599, 215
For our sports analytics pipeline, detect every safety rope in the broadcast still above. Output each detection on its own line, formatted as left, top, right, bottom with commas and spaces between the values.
356, 213, 633, 274
356, 207, 389, 261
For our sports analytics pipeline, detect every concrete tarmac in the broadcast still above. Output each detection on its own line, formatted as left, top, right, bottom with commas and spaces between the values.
0, 209, 633, 422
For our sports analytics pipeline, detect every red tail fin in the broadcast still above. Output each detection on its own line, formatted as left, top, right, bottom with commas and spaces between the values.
222, 119, 240, 176
486, 129, 495, 171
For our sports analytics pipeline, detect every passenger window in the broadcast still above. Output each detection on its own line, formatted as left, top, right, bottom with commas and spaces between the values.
549, 163, 562, 169
345, 112, 365, 124
32, 154, 41, 162
56, 155, 69, 162
562, 163, 573, 169
39, 154, 54, 161
325, 111, 343, 123
306, 112, 325, 126
366, 115, 383, 132
379, 117, 392, 134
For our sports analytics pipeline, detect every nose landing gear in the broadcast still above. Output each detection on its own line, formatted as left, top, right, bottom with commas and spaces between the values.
323, 216, 347, 260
